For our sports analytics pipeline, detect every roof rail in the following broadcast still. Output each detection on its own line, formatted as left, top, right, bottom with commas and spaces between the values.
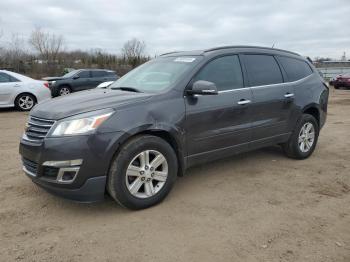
160, 51, 182, 56
204, 45, 300, 56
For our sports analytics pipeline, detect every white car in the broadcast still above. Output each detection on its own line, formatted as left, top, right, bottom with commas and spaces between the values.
0, 70, 51, 111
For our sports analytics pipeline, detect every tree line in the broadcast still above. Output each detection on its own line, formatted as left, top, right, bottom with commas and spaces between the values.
0, 28, 150, 78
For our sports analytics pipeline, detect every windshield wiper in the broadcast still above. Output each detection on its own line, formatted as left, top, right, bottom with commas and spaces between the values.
111, 87, 142, 93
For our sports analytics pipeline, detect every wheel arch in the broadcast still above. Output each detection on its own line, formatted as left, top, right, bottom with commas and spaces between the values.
302, 104, 320, 127
109, 127, 186, 177
15, 92, 37, 103
58, 83, 72, 91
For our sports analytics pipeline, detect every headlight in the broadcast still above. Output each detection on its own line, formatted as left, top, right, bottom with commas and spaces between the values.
51, 110, 114, 136
50, 81, 56, 85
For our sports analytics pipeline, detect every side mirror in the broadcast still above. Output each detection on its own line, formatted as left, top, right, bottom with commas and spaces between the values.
73, 75, 80, 80
186, 80, 218, 95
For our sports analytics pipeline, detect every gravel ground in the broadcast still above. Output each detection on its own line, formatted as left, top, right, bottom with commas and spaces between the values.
0, 87, 349, 262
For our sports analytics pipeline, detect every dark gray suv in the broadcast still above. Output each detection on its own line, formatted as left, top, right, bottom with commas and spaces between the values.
43, 69, 118, 97
20, 46, 329, 209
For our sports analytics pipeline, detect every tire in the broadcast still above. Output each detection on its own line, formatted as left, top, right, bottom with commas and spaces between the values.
57, 85, 71, 96
282, 114, 319, 159
15, 93, 36, 111
334, 84, 339, 89
107, 135, 178, 210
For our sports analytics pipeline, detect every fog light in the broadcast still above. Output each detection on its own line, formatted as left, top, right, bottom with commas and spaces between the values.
56, 167, 80, 183
62, 171, 76, 181
42, 160, 81, 184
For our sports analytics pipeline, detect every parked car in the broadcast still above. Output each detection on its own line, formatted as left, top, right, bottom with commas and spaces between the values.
329, 76, 336, 86
19, 46, 329, 209
0, 70, 51, 111
96, 81, 114, 89
331, 74, 350, 89
43, 69, 119, 97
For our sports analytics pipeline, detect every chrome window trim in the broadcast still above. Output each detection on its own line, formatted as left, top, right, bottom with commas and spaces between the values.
217, 74, 313, 94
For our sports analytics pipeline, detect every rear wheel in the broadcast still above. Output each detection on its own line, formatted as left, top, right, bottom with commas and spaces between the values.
15, 93, 36, 111
58, 85, 71, 96
282, 114, 319, 159
107, 135, 178, 210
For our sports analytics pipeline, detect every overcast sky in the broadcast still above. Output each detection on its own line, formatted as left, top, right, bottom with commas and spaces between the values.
0, 0, 349, 59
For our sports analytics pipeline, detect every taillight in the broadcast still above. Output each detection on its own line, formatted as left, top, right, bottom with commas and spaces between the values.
43, 82, 49, 88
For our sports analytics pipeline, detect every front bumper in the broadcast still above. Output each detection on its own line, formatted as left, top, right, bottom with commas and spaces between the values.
28, 172, 107, 202
19, 131, 123, 202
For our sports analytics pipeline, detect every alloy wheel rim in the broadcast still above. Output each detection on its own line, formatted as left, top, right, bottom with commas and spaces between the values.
18, 96, 34, 110
60, 87, 70, 95
125, 150, 168, 199
298, 122, 315, 153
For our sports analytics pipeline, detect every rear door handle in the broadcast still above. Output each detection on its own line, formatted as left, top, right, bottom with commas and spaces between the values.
284, 93, 294, 98
237, 99, 251, 105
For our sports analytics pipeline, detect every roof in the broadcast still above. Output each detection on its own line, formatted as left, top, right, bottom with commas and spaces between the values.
160, 45, 300, 57
0, 70, 35, 81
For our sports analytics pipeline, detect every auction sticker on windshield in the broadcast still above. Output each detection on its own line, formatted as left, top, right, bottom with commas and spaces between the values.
174, 57, 196, 63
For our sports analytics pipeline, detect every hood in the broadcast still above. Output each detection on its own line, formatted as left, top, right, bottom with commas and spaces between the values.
31, 89, 152, 120
42, 76, 66, 81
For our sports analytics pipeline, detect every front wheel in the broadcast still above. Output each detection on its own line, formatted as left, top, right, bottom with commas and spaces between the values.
282, 114, 319, 159
107, 135, 178, 210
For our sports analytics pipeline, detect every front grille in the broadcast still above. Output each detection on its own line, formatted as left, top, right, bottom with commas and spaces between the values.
22, 158, 38, 175
23, 116, 55, 143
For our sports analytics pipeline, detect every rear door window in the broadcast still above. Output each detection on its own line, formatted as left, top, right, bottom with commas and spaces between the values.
244, 54, 283, 86
193, 55, 244, 91
0, 73, 11, 83
278, 56, 313, 82
92, 71, 107, 78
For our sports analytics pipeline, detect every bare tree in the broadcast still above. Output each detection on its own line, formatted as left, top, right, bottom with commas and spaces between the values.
6, 33, 27, 72
121, 38, 147, 67
29, 28, 64, 64
0, 28, 4, 67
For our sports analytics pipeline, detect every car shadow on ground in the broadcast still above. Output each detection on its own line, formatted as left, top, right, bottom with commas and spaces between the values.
0, 108, 18, 113
39, 145, 286, 214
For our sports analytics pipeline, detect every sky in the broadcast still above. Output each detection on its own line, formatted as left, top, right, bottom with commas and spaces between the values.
0, 0, 349, 59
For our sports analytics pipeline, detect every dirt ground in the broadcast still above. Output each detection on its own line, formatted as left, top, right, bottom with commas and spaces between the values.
0, 87, 349, 262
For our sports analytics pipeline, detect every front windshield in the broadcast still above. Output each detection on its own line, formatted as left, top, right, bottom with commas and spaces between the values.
63, 70, 79, 78
109, 56, 202, 92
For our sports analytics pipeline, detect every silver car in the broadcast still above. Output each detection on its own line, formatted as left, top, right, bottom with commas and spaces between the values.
0, 70, 51, 111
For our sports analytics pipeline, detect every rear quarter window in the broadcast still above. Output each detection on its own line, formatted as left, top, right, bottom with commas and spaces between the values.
244, 54, 283, 86
106, 71, 117, 77
278, 56, 313, 82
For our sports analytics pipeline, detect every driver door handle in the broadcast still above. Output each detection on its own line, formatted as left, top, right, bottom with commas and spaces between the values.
237, 99, 251, 105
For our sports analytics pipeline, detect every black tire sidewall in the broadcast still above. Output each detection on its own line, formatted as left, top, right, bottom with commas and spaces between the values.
108, 136, 178, 210
292, 114, 319, 159
15, 94, 36, 111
